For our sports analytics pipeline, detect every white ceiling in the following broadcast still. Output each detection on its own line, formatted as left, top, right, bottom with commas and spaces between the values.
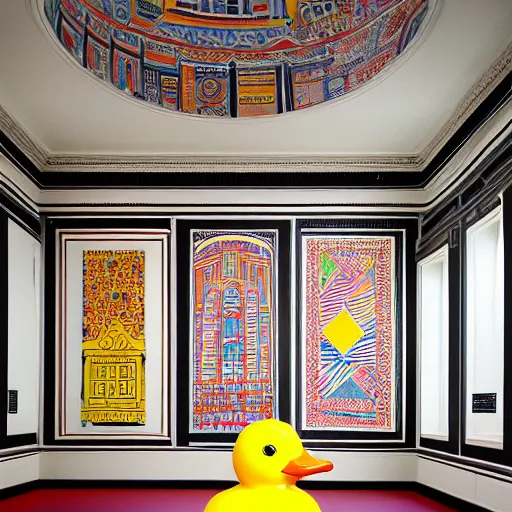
0, 0, 511, 160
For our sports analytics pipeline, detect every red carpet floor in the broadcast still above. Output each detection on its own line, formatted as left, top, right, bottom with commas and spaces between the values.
1, 489, 459, 511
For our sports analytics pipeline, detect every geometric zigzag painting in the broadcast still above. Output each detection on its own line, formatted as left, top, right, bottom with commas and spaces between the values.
303, 235, 396, 430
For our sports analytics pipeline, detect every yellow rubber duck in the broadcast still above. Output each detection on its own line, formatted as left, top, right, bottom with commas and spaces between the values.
204, 419, 333, 512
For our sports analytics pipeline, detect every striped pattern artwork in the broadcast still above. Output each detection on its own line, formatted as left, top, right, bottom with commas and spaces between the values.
303, 235, 396, 430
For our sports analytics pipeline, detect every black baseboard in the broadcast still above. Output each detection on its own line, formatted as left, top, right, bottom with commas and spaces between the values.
0, 479, 492, 510
0, 480, 40, 501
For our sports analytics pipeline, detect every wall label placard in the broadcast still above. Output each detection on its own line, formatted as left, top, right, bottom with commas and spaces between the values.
8, 390, 18, 414
472, 393, 497, 413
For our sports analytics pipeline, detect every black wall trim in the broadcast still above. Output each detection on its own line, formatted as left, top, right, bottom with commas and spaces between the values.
2, 434, 37, 450
0, 190, 41, 240
0, 478, 493, 511
1, 72, 510, 190
0, 180, 38, 218
417, 133, 511, 250
0, 133, 42, 188
43, 217, 173, 446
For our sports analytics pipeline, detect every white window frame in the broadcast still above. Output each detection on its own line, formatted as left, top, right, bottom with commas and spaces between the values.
418, 244, 450, 441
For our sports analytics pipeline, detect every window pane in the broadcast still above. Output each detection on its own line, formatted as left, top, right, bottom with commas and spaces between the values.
419, 245, 449, 440
190, 230, 276, 433
301, 235, 398, 432
465, 207, 504, 449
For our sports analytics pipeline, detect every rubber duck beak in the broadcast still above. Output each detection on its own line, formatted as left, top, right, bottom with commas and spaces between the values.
281, 449, 334, 478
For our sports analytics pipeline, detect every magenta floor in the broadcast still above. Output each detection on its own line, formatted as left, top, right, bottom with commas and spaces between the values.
1, 488, 459, 511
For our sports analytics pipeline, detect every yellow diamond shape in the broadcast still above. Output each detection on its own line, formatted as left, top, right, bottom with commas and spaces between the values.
322, 309, 364, 355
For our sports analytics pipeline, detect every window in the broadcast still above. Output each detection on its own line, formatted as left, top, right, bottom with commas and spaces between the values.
418, 245, 449, 440
465, 206, 504, 449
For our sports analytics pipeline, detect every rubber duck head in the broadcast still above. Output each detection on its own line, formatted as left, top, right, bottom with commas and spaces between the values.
232, 419, 333, 488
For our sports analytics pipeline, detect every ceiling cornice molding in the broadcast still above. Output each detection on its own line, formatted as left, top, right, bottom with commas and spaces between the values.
43, 154, 421, 173
418, 41, 512, 167
37, 106, 510, 212
0, 105, 48, 170
0, 43, 510, 175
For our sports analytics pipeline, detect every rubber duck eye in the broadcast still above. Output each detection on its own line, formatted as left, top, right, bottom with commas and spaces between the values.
262, 445, 277, 456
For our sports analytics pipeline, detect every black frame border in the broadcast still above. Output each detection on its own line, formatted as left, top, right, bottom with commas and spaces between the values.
294, 218, 417, 447
42, 216, 173, 446
176, 219, 291, 446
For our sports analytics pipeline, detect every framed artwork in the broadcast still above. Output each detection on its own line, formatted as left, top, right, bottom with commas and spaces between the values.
176, 220, 291, 445
44, 219, 171, 444
296, 218, 416, 445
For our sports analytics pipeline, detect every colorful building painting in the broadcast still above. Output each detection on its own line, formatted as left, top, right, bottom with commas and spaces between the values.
45, 0, 430, 117
303, 236, 396, 430
81, 250, 146, 426
191, 231, 276, 433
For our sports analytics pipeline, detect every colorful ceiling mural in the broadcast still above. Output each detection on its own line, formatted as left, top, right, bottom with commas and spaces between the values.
44, 0, 430, 117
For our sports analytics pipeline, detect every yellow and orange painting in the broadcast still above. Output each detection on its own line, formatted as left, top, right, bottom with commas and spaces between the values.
81, 249, 146, 426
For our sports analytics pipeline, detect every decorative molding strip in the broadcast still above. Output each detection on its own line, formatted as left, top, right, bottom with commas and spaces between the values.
0, 106, 48, 171
44, 155, 420, 174
0, 43, 510, 176
418, 41, 512, 167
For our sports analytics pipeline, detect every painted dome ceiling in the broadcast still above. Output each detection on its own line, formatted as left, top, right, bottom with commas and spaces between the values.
44, 0, 430, 117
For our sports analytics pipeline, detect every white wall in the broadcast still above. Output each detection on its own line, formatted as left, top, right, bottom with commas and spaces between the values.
0, 453, 39, 490
417, 457, 512, 512
39, 451, 417, 482
7, 219, 41, 437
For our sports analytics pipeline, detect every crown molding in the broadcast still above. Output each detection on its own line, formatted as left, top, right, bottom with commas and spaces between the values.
0, 106, 48, 171
0, 42, 510, 176
43, 154, 421, 174
33, 98, 511, 211
417, 41, 512, 167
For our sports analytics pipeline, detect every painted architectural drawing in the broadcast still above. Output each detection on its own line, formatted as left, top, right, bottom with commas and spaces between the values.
191, 231, 276, 433
81, 250, 146, 425
44, 0, 430, 117
303, 235, 396, 430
